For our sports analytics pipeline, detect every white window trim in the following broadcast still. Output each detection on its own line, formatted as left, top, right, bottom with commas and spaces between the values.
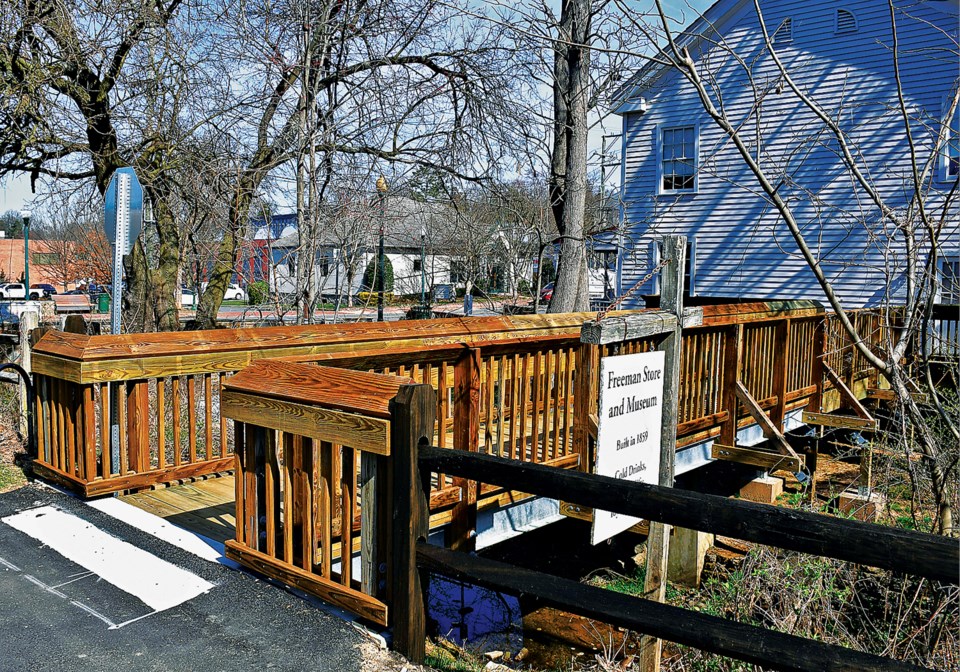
772, 17, 793, 44
648, 237, 697, 295
939, 98, 960, 183
938, 255, 960, 303
834, 8, 858, 34
687, 237, 697, 296
656, 123, 700, 196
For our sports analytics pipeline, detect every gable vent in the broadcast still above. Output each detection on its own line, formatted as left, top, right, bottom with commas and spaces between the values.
835, 8, 858, 34
772, 17, 793, 43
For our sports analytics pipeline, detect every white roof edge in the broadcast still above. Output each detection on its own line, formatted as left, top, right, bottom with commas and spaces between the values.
614, 98, 649, 116
608, 0, 752, 111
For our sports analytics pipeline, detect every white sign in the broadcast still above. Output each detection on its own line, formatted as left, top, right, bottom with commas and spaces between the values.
591, 350, 666, 545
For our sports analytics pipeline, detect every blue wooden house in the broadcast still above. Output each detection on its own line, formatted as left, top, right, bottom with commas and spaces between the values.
613, 0, 959, 308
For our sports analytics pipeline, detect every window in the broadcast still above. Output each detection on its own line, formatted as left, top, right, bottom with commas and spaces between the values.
772, 17, 793, 44
941, 257, 960, 304
942, 102, 959, 182
658, 125, 699, 193
450, 260, 467, 284
649, 237, 697, 295
413, 258, 422, 272
835, 9, 858, 34
32, 252, 60, 265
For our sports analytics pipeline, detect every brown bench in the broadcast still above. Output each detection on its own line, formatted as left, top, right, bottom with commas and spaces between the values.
52, 294, 93, 313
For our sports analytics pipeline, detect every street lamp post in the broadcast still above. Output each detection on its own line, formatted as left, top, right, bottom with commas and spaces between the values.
420, 225, 427, 311
376, 175, 388, 322
20, 210, 31, 297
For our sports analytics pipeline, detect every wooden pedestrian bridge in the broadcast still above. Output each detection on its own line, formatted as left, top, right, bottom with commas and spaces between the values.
24, 299, 959, 671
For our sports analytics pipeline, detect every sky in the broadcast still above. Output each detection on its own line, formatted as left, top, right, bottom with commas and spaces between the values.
0, 0, 716, 215
0, 174, 31, 216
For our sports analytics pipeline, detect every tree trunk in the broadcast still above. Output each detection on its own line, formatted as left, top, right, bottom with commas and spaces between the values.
548, 0, 592, 313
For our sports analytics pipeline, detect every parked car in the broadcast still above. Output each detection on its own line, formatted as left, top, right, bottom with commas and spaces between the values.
200, 282, 247, 302
0, 283, 45, 299
224, 283, 247, 301
31, 283, 57, 295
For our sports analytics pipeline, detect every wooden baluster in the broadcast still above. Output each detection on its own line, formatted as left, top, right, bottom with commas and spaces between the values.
264, 429, 280, 558
532, 351, 542, 462
282, 433, 295, 565
497, 355, 507, 457
220, 373, 230, 456
360, 451, 386, 598
484, 356, 495, 453
574, 343, 599, 472
35, 375, 47, 465
157, 379, 166, 470
564, 347, 575, 456
519, 353, 531, 461
551, 349, 563, 457
234, 421, 245, 545
172, 377, 182, 466
340, 445, 357, 586
55, 379, 65, 472
118, 383, 128, 475
317, 440, 334, 579
205, 374, 214, 461
720, 324, 743, 447
188, 376, 197, 463
64, 382, 76, 476
299, 437, 316, 572
544, 349, 555, 461
510, 354, 521, 461
100, 383, 111, 477
82, 385, 96, 481
127, 380, 149, 473
772, 320, 790, 431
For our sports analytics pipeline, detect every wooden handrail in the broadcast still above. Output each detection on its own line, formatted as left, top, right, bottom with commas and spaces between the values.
30, 302, 824, 384
391, 386, 950, 669
418, 447, 958, 583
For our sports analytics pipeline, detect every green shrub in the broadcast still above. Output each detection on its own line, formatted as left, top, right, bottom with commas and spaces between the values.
247, 280, 269, 304
361, 256, 394, 293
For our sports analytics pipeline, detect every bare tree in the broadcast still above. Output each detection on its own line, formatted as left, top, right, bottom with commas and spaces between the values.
192, 0, 527, 328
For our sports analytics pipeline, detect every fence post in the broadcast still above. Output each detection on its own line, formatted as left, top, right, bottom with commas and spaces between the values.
18, 309, 39, 441
640, 235, 686, 672
451, 346, 480, 551
390, 383, 437, 664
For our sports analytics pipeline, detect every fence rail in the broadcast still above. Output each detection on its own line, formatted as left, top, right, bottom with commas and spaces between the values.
28, 301, 898, 498
394, 384, 956, 670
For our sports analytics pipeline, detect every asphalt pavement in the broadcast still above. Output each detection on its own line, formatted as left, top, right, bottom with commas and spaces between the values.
0, 483, 372, 672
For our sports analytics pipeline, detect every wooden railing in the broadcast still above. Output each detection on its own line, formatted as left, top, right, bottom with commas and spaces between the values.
221, 361, 403, 626
28, 300, 869, 498
390, 383, 958, 669
926, 303, 959, 361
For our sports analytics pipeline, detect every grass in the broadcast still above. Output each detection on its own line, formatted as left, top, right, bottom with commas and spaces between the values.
0, 463, 25, 493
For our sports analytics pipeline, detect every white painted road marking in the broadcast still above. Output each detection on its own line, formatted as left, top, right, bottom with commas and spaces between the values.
2, 506, 214, 614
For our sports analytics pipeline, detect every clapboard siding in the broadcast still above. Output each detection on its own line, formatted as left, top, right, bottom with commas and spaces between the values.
619, 0, 960, 307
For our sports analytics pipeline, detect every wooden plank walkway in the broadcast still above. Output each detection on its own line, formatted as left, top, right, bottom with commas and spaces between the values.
121, 475, 237, 545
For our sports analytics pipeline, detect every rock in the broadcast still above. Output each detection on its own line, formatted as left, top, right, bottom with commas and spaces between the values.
484, 663, 513, 672
484, 651, 504, 661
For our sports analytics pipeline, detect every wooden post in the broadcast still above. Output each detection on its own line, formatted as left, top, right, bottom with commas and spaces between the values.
640, 235, 686, 672
451, 347, 480, 551
770, 319, 789, 432
390, 383, 436, 664
18, 309, 39, 440
719, 324, 742, 447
